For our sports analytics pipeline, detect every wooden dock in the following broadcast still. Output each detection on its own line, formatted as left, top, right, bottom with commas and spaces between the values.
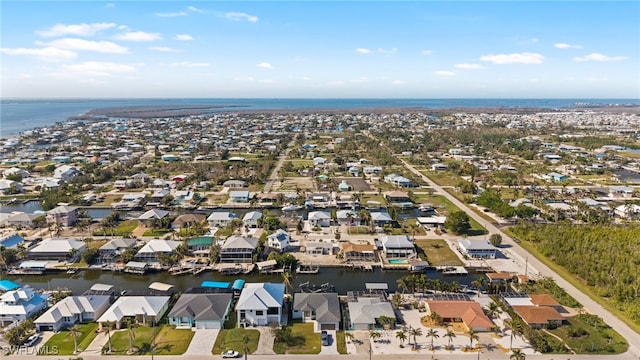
296, 264, 320, 274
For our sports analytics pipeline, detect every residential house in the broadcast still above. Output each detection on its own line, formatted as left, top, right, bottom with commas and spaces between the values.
457, 239, 498, 259
171, 213, 206, 231
229, 190, 250, 203
53, 165, 81, 182
416, 216, 447, 229
292, 293, 341, 331
99, 238, 137, 263
46, 205, 78, 227
363, 166, 382, 176
267, 229, 291, 253
223, 180, 247, 188
306, 241, 333, 256
3, 167, 29, 179
220, 235, 258, 263
431, 163, 448, 171
511, 306, 564, 329
134, 240, 182, 263
0, 286, 49, 327
168, 292, 234, 329
28, 238, 86, 260
543, 172, 568, 183
207, 212, 235, 228
186, 237, 214, 257
380, 235, 415, 259
370, 212, 393, 227
236, 283, 285, 327
614, 204, 640, 219
611, 169, 640, 184
0, 179, 22, 194
138, 209, 170, 227
96, 296, 170, 329
347, 293, 395, 330
242, 211, 262, 228
35, 295, 111, 332
609, 186, 634, 199
341, 242, 376, 262
336, 210, 359, 226
425, 300, 494, 332
5, 212, 42, 228
384, 174, 413, 187
308, 211, 331, 228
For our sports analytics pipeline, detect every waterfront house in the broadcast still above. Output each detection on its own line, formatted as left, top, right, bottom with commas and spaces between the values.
35, 295, 111, 332
46, 205, 78, 227
4, 212, 42, 228
171, 213, 206, 231
220, 235, 258, 263
457, 239, 498, 259
2, 167, 29, 179
370, 211, 393, 227
267, 229, 291, 253
236, 283, 285, 327
242, 211, 262, 228
608, 186, 634, 199
187, 236, 213, 258
0, 179, 22, 194
611, 169, 640, 184
229, 190, 250, 203
308, 211, 331, 228
305, 241, 333, 256
138, 209, 170, 227
341, 242, 376, 262
336, 210, 359, 226
380, 235, 415, 259
0, 286, 49, 327
97, 296, 170, 330
416, 216, 447, 229
346, 292, 395, 330
53, 165, 80, 182
134, 240, 181, 263
99, 238, 137, 263
27, 238, 86, 261
168, 292, 233, 329
425, 300, 494, 332
292, 292, 341, 331
207, 211, 235, 228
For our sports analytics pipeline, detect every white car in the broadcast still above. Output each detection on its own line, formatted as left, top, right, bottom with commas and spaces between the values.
23, 334, 39, 347
222, 350, 240, 358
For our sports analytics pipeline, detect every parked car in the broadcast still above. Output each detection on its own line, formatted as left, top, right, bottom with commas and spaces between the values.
23, 334, 39, 347
321, 331, 329, 346
221, 350, 240, 358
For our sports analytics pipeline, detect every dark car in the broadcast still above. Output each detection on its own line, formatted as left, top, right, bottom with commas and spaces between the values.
321, 331, 330, 346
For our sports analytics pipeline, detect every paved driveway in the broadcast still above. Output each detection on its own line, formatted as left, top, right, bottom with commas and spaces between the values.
319, 330, 338, 355
184, 329, 219, 356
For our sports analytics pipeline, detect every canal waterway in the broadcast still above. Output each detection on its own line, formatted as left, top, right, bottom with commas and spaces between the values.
5, 268, 476, 295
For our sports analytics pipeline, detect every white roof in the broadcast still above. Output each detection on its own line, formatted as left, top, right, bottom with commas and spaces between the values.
222, 235, 258, 249
97, 296, 170, 322
207, 212, 235, 221
35, 296, 110, 324
29, 238, 85, 254
308, 211, 331, 220
242, 211, 262, 222
236, 283, 284, 311
416, 216, 447, 224
136, 240, 181, 254
138, 209, 170, 220
381, 235, 413, 248
458, 239, 497, 251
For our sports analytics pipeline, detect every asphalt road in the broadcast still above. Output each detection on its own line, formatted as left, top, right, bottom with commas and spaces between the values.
263, 140, 295, 193
398, 157, 640, 357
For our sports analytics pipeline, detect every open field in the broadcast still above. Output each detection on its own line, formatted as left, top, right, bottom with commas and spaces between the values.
414, 239, 464, 266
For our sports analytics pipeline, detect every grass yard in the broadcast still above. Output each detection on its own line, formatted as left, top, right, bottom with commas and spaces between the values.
550, 315, 627, 354
414, 239, 464, 266
108, 325, 155, 355
42, 323, 98, 355
273, 322, 321, 355
336, 331, 347, 354
421, 171, 463, 186
212, 328, 260, 355
152, 326, 194, 355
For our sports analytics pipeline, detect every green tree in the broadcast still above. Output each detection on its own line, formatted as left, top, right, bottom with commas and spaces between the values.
510, 348, 526, 360
395, 330, 407, 346
444, 211, 471, 235
81, 247, 100, 264
68, 325, 82, 354
489, 233, 503, 247
102, 321, 114, 354
468, 328, 479, 349
444, 329, 456, 351
426, 328, 439, 350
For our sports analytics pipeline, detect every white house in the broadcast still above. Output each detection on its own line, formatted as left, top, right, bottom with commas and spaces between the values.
35, 295, 111, 332
380, 235, 416, 258
458, 239, 498, 259
53, 165, 81, 182
0, 286, 49, 327
267, 229, 291, 252
27, 238, 86, 260
242, 211, 262, 228
134, 240, 181, 263
236, 283, 285, 327
308, 211, 331, 228
97, 296, 170, 329
207, 212, 235, 228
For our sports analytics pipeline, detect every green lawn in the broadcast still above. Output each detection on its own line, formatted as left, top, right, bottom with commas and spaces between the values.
106, 325, 192, 355
420, 170, 463, 186
336, 331, 347, 354
550, 315, 628, 354
212, 328, 260, 356
414, 239, 464, 266
273, 322, 321, 354
42, 323, 98, 355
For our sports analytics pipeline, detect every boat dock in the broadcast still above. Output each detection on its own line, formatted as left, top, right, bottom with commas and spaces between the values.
435, 266, 469, 275
348, 262, 374, 271
296, 264, 320, 274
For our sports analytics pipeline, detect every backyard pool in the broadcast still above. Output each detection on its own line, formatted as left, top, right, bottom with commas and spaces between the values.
388, 259, 409, 264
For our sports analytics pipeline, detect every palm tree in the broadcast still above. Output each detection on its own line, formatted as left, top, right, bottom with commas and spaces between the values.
344, 332, 354, 344
68, 325, 82, 354
369, 330, 381, 343
409, 327, 422, 350
395, 330, 407, 346
127, 324, 137, 354
242, 334, 249, 360
503, 319, 515, 350
102, 321, 114, 353
468, 329, 479, 349
444, 329, 456, 351
426, 328, 439, 350
510, 348, 526, 360
281, 271, 293, 296
487, 301, 502, 319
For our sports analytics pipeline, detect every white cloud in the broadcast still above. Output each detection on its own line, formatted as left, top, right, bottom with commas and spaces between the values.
554, 42, 582, 49
377, 48, 397, 55
0, 46, 77, 61
170, 61, 211, 67
293, 56, 309, 62
587, 76, 609, 82
175, 34, 194, 41
187, 6, 206, 13
573, 53, 628, 62
480, 52, 544, 64
149, 46, 182, 53
257, 62, 273, 69
355, 48, 372, 54
302, 76, 312, 81
20, 73, 33, 79
37, 22, 117, 37
60, 61, 136, 77
234, 76, 255, 82
529, 78, 540, 83
113, 31, 162, 42
454, 63, 484, 69
349, 77, 369, 83
421, 50, 433, 55
391, 80, 406, 85
105, 3, 115, 8
156, 11, 187, 17
225, 12, 259, 23
531, 38, 539, 43
435, 70, 456, 76
41, 38, 129, 54
259, 79, 276, 84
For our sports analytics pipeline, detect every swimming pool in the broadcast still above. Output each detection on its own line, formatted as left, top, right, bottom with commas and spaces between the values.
388, 259, 409, 264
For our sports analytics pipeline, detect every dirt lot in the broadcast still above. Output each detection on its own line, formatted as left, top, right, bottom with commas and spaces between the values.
334, 177, 371, 192
274, 177, 316, 191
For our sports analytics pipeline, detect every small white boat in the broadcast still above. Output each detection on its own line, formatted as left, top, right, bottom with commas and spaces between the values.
419, 204, 435, 212
282, 203, 303, 211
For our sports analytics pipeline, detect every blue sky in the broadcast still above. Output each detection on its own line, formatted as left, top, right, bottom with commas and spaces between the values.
1, 1, 639, 98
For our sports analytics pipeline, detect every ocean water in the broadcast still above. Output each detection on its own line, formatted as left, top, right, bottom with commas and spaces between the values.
1, 98, 639, 137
